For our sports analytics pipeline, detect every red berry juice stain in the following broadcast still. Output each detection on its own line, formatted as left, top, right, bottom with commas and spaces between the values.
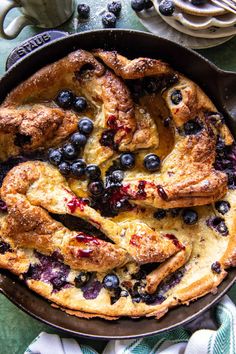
67, 197, 88, 213
77, 249, 93, 258
76, 233, 100, 245
130, 234, 142, 247
164, 234, 185, 250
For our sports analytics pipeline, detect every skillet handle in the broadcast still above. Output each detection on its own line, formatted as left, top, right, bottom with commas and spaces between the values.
5, 30, 68, 71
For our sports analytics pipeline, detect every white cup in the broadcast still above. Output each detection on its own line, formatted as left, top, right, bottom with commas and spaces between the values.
0, 0, 75, 39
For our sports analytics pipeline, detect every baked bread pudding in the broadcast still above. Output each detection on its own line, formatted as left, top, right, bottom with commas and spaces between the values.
0, 49, 235, 320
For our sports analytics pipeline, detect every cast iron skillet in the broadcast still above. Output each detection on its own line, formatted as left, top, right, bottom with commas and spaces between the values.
0, 29, 236, 339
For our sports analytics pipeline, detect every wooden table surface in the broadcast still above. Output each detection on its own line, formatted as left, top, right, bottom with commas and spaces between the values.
0, 1, 235, 353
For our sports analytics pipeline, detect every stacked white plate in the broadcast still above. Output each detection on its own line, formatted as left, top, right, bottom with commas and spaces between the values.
136, 0, 236, 48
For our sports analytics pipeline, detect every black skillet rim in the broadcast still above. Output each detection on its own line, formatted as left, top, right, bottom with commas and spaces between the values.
0, 29, 235, 339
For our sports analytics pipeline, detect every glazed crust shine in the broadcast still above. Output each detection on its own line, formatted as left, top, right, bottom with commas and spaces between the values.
0, 49, 235, 320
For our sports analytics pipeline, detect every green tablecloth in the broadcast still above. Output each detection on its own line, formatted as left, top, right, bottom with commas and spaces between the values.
0, 1, 236, 353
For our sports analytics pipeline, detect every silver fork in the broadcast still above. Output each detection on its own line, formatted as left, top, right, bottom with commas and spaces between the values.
211, 0, 236, 15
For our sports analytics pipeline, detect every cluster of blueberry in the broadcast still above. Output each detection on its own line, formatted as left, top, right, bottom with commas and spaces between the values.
132, 0, 207, 18
88, 152, 162, 215
24, 251, 70, 292
48, 117, 94, 178
77, 1, 122, 28
154, 207, 199, 225
206, 215, 229, 236
75, 270, 165, 305
126, 75, 179, 105
48, 89, 95, 177
55, 89, 87, 112
131, 0, 174, 16
214, 138, 236, 190
131, 0, 154, 12
102, 274, 129, 304
112, 152, 161, 172
154, 200, 230, 235
154, 200, 230, 227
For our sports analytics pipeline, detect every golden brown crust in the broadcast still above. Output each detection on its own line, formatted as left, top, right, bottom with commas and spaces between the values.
57, 306, 119, 320
0, 105, 78, 152
1, 203, 127, 272
0, 163, 128, 272
92, 52, 228, 208
0, 49, 235, 321
120, 75, 228, 209
146, 243, 192, 294
1, 161, 181, 266
3, 50, 105, 106
93, 50, 174, 79
0, 50, 158, 161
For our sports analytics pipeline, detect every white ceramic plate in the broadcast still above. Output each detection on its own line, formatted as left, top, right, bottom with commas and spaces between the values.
136, 8, 233, 49
168, 9, 236, 30
157, 10, 236, 38
173, 0, 226, 16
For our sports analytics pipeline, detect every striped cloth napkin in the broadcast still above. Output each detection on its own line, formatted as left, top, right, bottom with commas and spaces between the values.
25, 295, 236, 354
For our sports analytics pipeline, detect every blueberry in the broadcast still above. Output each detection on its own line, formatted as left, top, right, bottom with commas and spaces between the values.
120, 153, 135, 169
0, 200, 7, 212
141, 293, 157, 304
215, 200, 230, 215
144, 154, 161, 172
103, 274, 119, 290
142, 293, 166, 304
217, 221, 228, 236
154, 209, 166, 220
120, 289, 129, 297
206, 217, 229, 236
112, 198, 130, 212
88, 181, 104, 196
108, 1, 122, 16
170, 89, 182, 104
73, 96, 87, 112
131, 0, 145, 12
183, 120, 202, 135
48, 149, 62, 166
159, 0, 175, 15
70, 132, 87, 147
99, 130, 117, 150
144, 0, 153, 8
132, 296, 142, 303
62, 143, 78, 160
211, 261, 221, 274
75, 272, 91, 287
182, 209, 198, 225
191, 0, 207, 5
111, 170, 124, 183
78, 118, 94, 135
82, 280, 102, 300
51, 276, 67, 290
0, 241, 11, 254
56, 90, 74, 109
85, 164, 101, 180
77, 3, 90, 18
71, 159, 86, 178
58, 162, 71, 176
102, 12, 117, 28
